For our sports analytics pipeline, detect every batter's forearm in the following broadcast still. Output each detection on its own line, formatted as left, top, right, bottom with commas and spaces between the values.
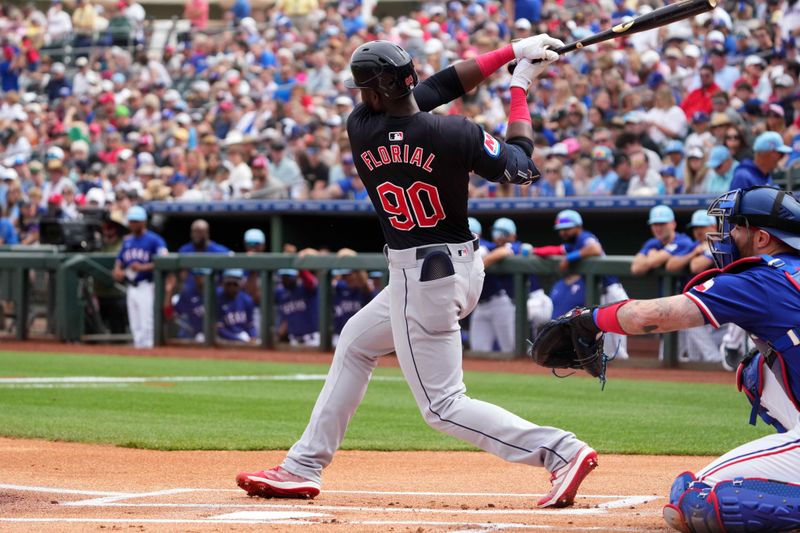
615, 295, 706, 334
455, 44, 514, 92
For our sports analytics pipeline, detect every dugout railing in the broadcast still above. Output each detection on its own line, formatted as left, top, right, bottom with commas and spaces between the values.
0, 250, 685, 364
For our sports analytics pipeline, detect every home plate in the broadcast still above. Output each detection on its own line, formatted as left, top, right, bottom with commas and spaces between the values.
213, 511, 329, 520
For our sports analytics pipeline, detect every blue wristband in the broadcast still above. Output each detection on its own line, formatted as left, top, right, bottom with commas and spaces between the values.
566, 250, 582, 263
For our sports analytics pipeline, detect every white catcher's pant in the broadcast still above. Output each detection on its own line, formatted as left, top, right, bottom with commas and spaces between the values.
696, 363, 800, 486
126, 282, 154, 349
283, 242, 587, 484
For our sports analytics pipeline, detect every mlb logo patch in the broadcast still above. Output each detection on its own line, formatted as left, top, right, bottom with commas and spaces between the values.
482, 131, 500, 158
389, 131, 404, 142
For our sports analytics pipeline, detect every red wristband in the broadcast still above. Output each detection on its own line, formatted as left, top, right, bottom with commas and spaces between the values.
533, 245, 564, 257
593, 300, 631, 335
475, 44, 515, 77
508, 87, 531, 124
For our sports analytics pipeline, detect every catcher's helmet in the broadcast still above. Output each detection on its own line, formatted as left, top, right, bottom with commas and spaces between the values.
344, 40, 418, 100
707, 186, 800, 268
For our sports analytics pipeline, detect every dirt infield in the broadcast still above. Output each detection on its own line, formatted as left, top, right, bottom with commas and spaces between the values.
0, 436, 709, 532
0, 343, 731, 531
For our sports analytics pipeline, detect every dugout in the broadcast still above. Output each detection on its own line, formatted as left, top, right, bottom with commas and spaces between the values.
146, 194, 717, 255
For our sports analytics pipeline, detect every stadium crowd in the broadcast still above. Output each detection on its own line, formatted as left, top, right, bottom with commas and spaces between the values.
0, 0, 798, 361
0, 0, 798, 246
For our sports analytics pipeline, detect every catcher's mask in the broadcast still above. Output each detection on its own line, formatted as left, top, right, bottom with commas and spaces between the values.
344, 40, 418, 100
707, 186, 800, 268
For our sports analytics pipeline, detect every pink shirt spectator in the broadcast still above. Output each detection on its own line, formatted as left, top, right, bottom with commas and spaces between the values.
184, 0, 208, 29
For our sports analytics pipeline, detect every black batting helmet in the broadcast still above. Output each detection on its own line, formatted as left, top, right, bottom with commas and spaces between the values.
344, 40, 418, 100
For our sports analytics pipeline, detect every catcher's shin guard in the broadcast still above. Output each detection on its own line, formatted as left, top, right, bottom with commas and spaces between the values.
714, 478, 800, 532
664, 476, 800, 533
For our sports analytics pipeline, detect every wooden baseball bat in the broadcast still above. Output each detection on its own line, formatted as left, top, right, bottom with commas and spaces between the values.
509, 0, 717, 71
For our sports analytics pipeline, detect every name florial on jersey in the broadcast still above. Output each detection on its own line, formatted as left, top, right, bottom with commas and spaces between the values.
360, 143, 435, 173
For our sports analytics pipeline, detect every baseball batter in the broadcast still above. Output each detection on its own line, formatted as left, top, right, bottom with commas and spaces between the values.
237, 38, 597, 508
112, 205, 168, 349
543, 186, 800, 532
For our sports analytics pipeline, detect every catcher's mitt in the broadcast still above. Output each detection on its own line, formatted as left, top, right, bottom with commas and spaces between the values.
528, 307, 608, 386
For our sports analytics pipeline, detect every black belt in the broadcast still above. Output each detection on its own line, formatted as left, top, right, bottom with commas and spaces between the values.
415, 238, 479, 260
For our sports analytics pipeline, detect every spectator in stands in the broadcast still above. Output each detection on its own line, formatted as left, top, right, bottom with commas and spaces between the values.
0, 206, 19, 245
610, 152, 632, 196
628, 152, 661, 196
46, 0, 72, 48
645, 85, 687, 147
681, 64, 720, 120
71, 0, 97, 55
703, 145, 738, 194
730, 131, 792, 189
682, 147, 709, 194
587, 146, 618, 196
685, 112, 715, 153
538, 158, 574, 197
275, 267, 319, 347
268, 140, 304, 199
17, 201, 40, 245
184, 0, 208, 30
723, 124, 752, 161
631, 205, 694, 276
663, 140, 685, 181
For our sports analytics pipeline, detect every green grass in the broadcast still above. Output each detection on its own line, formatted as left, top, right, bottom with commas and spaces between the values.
0, 351, 771, 454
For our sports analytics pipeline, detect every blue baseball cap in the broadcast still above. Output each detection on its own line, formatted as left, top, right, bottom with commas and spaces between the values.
647, 205, 675, 224
660, 166, 677, 177
687, 209, 716, 228
553, 209, 583, 230
331, 268, 353, 276
468, 217, 482, 236
753, 131, 792, 154
664, 140, 684, 154
244, 228, 266, 245
492, 217, 517, 236
277, 268, 299, 277
706, 145, 731, 168
223, 268, 244, 280
127, 205, 147, 222
692, 111, 710, 123
592, 145, 614, 162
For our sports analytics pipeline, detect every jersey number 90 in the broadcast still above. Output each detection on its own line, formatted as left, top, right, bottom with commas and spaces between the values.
376, 181, 446, 231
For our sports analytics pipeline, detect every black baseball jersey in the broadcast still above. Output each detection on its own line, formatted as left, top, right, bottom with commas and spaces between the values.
347, 68, 541, 250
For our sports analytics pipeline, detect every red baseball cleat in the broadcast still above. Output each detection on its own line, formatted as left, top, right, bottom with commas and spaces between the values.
236, 466, 321, 499
536, 446, 598, 508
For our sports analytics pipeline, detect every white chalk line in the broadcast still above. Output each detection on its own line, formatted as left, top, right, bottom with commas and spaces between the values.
0, 483, 130, 497
1, 484, 659, 530
0, 518, 643, 530
0, 374, 403, 387
61, 501, 606, 515
160, 487, 662, 499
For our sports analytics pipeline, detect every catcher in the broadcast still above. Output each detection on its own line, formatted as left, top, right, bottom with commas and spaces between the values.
530, 185, 800, 533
